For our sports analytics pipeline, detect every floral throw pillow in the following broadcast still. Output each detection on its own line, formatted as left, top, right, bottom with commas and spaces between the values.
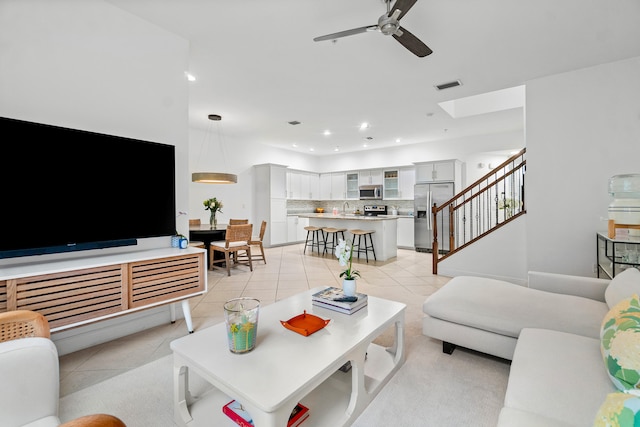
593, 392, 640, 427
601, 294, 640, 391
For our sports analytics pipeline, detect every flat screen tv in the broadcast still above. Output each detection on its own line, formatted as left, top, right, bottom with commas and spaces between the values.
0, 116, 176, 259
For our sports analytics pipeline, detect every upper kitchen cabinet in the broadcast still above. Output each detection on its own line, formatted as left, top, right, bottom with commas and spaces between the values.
399, 167, 416, 199
320, 172, 346, 200
383, 167, 416, 200
383, 170, 399, 199
415, 160, 462, 184
287, 170, 320, 200
253, 163, 288, 246
346, 172, 359, 199
359, 169, 383, 185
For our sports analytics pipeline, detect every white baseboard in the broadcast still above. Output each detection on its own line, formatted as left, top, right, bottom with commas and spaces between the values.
51, 305, 182, 356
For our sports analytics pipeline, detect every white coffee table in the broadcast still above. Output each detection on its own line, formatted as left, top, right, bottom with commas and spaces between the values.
170, 288, 406, 427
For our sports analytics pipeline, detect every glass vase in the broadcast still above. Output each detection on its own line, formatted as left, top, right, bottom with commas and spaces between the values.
210, 211, 217, 229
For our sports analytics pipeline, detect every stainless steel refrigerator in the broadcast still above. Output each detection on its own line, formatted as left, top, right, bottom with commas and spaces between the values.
414, 182, 455, 252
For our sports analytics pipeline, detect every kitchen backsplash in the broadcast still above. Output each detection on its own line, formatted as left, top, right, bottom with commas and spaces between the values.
286, 200, 414, 216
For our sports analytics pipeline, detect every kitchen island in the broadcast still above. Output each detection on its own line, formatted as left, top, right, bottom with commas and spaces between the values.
298, 213, 398, 261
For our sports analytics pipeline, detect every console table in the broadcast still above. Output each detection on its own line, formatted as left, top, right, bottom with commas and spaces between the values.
0, 247, 207, 333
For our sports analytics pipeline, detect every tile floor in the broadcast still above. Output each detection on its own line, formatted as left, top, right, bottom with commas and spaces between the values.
58, 242, 450, 397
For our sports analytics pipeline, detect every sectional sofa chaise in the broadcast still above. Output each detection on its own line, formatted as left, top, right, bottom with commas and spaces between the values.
423, 267, 640, 426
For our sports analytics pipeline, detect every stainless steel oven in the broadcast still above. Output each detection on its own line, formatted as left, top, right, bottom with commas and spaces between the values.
364, 205, 387, 216
359, 185, 383, 200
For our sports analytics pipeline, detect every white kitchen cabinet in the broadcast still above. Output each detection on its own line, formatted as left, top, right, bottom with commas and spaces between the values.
297, 216, 309, 241
397, 217, 415, 249
287, 216, 297, 243
399, 167, 415, 200
253, 163, 288, 247
287, 216, 309, 243
321, 172, 347, 200
346, 172, 359, 199
286, 171, 298, 199
287, 170, 317, 200
383, 170, 399, 199
359, 169, 383, 185
330, 172, 346, 200
415, 160, 462, 183
383, 168, 415, 200
320, 173, 331, 200
308, 173, 320, 200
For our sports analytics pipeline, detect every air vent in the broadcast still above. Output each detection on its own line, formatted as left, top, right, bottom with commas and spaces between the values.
435, 80, 462, 91
288, 120, 302, 125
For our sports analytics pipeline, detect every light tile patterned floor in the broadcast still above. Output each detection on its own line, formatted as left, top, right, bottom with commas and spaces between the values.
58, 243, 450, 397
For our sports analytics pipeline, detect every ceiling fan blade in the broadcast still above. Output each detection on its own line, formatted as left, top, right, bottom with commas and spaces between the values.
388, 0, 418, 20
313, 25, 378, 42
392, 26, 433, 57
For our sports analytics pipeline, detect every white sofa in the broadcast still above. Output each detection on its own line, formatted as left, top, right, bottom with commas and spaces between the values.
422, 267, 640, 427
0, 336, 126, 427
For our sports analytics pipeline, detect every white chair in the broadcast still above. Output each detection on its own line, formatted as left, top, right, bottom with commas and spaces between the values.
0, 310, 126, 427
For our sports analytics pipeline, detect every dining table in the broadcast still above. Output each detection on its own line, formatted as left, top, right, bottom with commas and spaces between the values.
188, 224, 228, 266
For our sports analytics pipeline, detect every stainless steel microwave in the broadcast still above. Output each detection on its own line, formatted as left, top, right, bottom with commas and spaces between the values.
359, 185, 383, 200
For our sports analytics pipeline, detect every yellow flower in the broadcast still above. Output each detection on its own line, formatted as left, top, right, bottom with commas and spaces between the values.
610, 329, 640, 370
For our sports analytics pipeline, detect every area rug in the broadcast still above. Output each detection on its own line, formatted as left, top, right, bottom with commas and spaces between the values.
60, 336, 510, 426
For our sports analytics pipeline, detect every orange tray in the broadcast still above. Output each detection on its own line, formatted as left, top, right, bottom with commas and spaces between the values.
280, 310, 330, 337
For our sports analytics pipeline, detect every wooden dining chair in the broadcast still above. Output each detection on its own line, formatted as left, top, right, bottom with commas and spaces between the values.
238, 220, 267, 264
209, 224, 253, 276
229, 219, 249, 225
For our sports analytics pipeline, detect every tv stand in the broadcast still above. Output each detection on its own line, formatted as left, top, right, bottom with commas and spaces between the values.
0, 247, 207, 333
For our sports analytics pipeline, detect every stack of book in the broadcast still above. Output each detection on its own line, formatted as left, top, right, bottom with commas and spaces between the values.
311, 287, 368, 314
223, 400, 309, 427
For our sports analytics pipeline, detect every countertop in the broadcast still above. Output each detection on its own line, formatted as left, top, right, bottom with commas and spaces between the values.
290, 213, 414, 219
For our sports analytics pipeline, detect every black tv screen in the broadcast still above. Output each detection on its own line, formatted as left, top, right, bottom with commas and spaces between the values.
0, 116, 176, 259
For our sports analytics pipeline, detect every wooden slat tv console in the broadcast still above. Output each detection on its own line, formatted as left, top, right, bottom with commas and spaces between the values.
0, 247, 206, 333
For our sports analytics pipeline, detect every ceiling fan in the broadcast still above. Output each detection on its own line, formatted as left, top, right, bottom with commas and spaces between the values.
313, 0, 432, 57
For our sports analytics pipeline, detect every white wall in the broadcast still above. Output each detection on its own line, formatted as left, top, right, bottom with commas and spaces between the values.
0, 0, 191, 353
0, 0, 190, 266
438, 216, 528, 285
526, 56, 640, 276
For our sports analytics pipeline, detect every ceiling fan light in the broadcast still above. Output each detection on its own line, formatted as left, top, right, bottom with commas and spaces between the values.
192, 172, 237, 184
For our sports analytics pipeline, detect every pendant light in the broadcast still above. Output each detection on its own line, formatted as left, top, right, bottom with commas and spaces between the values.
192, 114, 237, 184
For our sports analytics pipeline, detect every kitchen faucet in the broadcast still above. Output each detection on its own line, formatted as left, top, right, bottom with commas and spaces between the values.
342, 201, 350, 214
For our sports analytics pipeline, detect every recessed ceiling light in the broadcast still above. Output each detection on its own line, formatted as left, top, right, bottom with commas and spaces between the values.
363, 143, 368, 148
334, 146, 339, 152
395, 138, 401, 143
292, 143, 298, 148
185, 72, 196, 81
323, 130, 331, 136
359, 122, 369, 130
309, 147, 315, 152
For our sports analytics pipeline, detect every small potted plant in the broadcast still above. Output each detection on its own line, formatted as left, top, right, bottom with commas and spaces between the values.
335, 239, 360, 296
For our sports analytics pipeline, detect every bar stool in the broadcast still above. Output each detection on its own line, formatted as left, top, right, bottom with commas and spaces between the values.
322, 227, 346, 256
350, 229, 376, 262
303, 226, 324, 255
